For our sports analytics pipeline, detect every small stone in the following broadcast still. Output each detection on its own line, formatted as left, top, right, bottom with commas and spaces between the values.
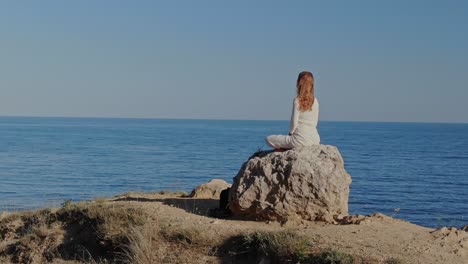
189, 179, 231, 199
335, 214, 345, 220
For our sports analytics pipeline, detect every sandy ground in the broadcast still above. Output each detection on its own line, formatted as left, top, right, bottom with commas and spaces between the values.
1, 191, 467, 264
108, 192, 468, 264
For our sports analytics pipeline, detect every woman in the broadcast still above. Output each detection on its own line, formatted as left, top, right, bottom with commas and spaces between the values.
266, 71, 320, 150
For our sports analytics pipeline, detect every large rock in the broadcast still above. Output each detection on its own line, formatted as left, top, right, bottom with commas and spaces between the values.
189, 179, 231, 199
229, 145, 352, 222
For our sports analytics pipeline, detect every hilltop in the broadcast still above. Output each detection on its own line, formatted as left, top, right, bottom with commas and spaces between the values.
1, 191, 467, 264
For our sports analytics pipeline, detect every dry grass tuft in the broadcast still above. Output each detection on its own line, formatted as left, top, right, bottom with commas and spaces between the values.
160, 223, 216, 246
0, 211, 20, 223
120, 226, 160, 264
385, 257, 405, 264
243, 230, 311, 259
223, 230, 312, 263
75, 202, 147, 237
0, 201, 147, 263
121, 223, 218, 264
309, 248, 355, 264
55, 201, 147, 262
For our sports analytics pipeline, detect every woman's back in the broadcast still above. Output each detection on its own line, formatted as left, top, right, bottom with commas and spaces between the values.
291, 98, 320, 146
296, 98, 319, 127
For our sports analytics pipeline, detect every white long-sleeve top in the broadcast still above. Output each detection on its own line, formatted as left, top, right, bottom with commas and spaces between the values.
288, 97, 320, 145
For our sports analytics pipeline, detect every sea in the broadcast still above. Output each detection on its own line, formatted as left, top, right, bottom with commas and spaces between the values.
1, 117, 467, 228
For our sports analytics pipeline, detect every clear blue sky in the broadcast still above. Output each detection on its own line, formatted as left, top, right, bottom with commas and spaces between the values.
1, 0, 467, 122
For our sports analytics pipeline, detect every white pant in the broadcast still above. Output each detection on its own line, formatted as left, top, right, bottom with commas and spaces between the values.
266, 126, 320, 149
265, 134, 295, 149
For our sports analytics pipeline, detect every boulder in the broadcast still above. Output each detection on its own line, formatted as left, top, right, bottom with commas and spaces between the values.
189, 179, 231, 199
229, 145, 352, 222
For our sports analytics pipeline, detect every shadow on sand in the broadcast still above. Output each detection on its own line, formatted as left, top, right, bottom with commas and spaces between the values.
112, 196, 219, 217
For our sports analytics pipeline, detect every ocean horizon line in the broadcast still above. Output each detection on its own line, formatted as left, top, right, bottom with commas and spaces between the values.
0, 115, 467, 125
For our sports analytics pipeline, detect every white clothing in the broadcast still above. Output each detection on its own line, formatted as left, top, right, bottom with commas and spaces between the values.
266, 98, 320, 149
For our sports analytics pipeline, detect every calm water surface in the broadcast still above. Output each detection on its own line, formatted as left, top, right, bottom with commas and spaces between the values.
1, 117, 467, 228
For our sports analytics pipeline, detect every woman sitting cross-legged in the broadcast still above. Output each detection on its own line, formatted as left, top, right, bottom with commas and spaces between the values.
266, 71, 320, 150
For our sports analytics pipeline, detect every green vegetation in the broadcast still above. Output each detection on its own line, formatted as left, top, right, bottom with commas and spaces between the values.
309, 249, 354, 264
385, 257, 404, 264
239, 230, 311, 262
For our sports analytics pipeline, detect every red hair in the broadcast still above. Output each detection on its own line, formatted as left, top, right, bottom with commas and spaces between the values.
296, 71, 315, 111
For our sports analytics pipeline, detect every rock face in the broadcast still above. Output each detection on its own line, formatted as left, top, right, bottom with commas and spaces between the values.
189, 179, 231, 199
229, 145, 352, 222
